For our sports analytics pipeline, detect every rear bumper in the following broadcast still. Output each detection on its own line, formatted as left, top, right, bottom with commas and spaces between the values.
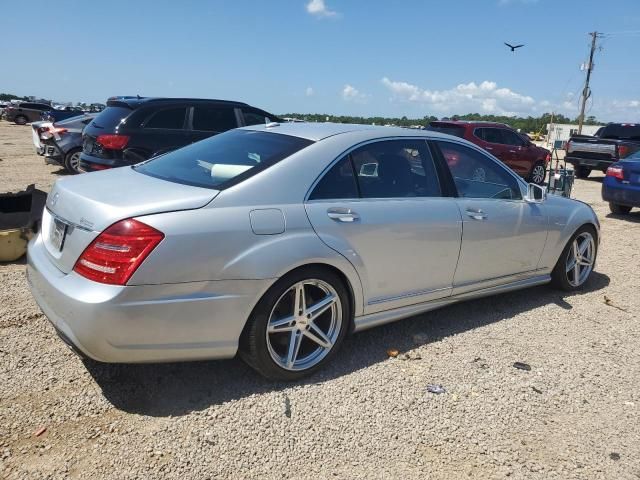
602, 179, 640, 207
565, 156, 613, 171
26, 233, 271, 363
78, 152, 121, 172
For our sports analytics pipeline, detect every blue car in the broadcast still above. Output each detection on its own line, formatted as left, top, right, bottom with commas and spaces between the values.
602, 152, 640, 214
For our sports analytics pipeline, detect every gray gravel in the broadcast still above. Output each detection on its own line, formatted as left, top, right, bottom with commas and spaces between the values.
1, 121, 639, 479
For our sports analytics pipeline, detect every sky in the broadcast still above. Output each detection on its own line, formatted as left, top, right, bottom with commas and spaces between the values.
2, 0, 640, 121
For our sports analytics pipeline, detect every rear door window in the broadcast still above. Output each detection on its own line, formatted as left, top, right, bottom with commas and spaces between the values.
144, 107, 187, 129
90, 106, 131, 129
192, 106, 237, 132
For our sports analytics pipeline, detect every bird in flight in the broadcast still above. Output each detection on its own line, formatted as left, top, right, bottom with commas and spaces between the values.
504, 42, 524, 52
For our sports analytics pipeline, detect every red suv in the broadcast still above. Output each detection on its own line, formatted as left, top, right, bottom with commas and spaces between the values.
426, 121, 550, 185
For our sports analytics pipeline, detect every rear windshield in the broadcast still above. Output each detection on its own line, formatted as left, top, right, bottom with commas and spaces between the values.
90, 106, 131, 129
135, 129, 313, 189
425, 124, 466, 138
601, 124, 640, 140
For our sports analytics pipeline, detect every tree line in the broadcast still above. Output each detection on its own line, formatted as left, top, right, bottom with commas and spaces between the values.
281, 112, 602, 133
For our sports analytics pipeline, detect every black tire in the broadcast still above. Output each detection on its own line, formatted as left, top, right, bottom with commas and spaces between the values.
239, 266, 351, 380
528, 161, 546, 185
574, 166, 591, 179
63, 148, 82, 174
14, 115, 27, 125
550, 224, 598, 291
609, 203, 632, 215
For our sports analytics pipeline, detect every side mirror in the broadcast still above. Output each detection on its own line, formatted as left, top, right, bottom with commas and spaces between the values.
525, 183, 547, 203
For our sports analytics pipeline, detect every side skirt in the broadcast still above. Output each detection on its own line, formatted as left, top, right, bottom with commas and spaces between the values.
353, 274, 551, 332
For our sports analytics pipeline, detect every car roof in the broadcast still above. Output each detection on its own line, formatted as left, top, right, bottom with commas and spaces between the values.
106, 97, 250, 109
242, 122, 456, 142
431, 120, 511, 128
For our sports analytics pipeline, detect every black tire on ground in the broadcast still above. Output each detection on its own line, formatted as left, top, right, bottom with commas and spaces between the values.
239, 266, 351, 380
528, 161, 546, 185
550, 224, 598, 292
14, 115, 27, 125
574, 166, 591, 179
63, 148, 82, 174
609, 203, 632, 215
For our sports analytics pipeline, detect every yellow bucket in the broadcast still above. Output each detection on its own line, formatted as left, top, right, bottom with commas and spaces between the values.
0, 228, 29, 262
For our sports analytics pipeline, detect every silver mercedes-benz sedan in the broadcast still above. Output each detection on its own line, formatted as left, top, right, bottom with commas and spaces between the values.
27, 123, 599, 379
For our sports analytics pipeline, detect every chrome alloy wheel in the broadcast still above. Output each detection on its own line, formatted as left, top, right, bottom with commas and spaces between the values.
69, 151, 81, 171
565, 232, 595, 287
531, 164, 546, 184
266, 279, 342, 371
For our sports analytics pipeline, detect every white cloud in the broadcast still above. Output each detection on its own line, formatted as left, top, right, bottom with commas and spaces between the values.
306, 0, 338, 18
342, 84, 368, 103
305, 86, 314, 96
381, 77, 536, 116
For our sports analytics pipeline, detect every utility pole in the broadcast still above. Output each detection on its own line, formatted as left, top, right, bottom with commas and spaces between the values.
577, 32, 601, 134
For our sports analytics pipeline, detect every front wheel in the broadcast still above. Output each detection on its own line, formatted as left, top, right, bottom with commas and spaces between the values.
574, 166, 591, 179
240, 267, 351, 380
609, 203, 632, 215
528, 161, 546, 185
551, 225, 597, 291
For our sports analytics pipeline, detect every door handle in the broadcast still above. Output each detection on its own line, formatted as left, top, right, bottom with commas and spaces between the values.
509, 150, 517, 153
465, 208, 487, 220
327, 207, 359, 222
485, 147, 493, 150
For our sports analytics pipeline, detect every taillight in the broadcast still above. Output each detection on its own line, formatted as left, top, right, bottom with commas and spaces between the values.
96, 134, 130, 150
565, 140, 571, 152
618, 145, 631, 158
545, 153, 551, 163
73, 219, 164, 285
41, 127, 68, 140
606, 166, 625, 180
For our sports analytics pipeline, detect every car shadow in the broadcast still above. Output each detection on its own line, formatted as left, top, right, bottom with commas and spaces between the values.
51, 168, 70, 176
606, 211, 640, 223
85, 271, 610, 417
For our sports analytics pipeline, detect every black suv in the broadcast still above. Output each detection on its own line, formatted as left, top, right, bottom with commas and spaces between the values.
79, 97, 281, 172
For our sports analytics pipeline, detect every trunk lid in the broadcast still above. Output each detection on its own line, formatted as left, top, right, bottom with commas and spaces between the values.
42, 167, 219, 273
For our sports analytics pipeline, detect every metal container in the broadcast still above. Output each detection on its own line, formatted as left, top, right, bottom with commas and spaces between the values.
0, 185, 46, 262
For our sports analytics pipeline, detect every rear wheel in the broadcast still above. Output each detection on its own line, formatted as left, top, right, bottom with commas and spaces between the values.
574, 166, 591, 179
609, 203, 632, 215
14, 115, 27, 125
528, 161, 546, 185
240, 267, 351, 380
63, 149, 82, 174
551, 225, 597, 291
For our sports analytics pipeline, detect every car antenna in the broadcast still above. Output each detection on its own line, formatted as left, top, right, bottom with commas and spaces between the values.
136, 94, 141, 99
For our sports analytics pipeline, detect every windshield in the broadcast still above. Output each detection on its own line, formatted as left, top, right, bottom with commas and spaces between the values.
135, 129, 313, 189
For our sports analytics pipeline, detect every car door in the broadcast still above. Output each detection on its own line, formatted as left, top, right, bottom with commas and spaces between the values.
305, 139, 462, 314
499, 129, 530, 175
190, 104, 240, 143
433, 140, 548, 294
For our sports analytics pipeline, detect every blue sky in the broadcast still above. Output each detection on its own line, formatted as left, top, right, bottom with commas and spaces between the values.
3, 0, 640, 121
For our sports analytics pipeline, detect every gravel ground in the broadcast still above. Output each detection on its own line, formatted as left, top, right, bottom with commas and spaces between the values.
1, 121, 639, 479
